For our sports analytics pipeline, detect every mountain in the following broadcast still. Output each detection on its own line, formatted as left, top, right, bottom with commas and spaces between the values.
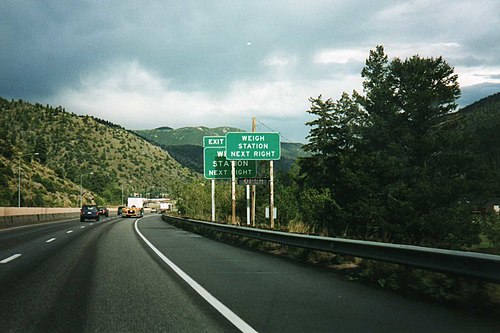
134, 127, 307, 172
0, 98, 197, 207
458, 83, 500, 108
136, 126, 243, 146
458, 91, 500, 114
455, 92, 500, 198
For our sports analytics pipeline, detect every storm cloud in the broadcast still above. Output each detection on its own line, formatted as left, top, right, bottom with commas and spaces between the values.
1, 0, 499, 142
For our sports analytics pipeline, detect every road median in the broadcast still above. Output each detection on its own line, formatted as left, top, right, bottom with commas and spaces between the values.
0, 207, 81, 229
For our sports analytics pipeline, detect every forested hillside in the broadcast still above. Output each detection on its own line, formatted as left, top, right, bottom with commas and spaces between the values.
135, 126, 242, 146
135, 126, 307, 172
458, 92, 500, 175
0, 98, 197, 207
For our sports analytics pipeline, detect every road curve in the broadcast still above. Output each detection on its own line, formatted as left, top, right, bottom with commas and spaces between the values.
1, 214, 499, 332
136, 215, 500, 333
0, 215, 237, 332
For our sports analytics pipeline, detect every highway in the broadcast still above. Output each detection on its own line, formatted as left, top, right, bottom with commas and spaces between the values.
0, 214, 499, 332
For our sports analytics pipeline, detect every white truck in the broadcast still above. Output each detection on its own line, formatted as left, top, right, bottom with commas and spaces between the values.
159, 202, 171, 213
127, 197, 144, 208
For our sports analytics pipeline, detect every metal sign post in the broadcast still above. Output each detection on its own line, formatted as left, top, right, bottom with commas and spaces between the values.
231, 161, 236, 225
270, 160, 274, 228
246, 185, 250, 226
211, 179, 215, 222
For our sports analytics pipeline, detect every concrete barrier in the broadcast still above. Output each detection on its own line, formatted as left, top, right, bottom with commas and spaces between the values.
0, 207, 81, 229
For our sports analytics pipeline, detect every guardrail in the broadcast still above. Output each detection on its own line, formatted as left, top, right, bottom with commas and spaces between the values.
0, 207, 82, 229
163, 215, 500, 283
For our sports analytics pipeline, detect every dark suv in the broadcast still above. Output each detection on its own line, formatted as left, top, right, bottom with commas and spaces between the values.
80, 205, 100, 222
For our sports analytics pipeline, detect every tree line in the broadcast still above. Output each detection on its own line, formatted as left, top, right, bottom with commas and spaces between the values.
176, 45, 500, 251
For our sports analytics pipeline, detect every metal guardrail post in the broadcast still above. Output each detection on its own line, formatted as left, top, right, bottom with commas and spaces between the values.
163, 215, 500, 283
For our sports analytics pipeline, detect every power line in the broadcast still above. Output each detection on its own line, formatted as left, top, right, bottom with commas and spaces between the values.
255, 120, 295, 143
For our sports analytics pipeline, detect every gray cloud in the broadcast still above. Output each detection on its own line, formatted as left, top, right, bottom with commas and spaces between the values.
1, 0, 499, 142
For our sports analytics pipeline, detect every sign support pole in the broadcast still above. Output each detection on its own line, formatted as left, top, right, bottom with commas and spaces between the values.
231, 160, 236, 225
270, 160, 274, 229
246, 185, 250, 225
211, 179, 215, 222
251, 117, 256, 226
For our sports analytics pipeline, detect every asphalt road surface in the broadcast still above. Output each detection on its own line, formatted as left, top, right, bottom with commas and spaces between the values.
1, 214, 499, 332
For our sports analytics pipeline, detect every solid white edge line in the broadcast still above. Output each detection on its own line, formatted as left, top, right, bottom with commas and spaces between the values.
134, 218, 258, 333
0, 253, 22, 264
46, 238, 56, 243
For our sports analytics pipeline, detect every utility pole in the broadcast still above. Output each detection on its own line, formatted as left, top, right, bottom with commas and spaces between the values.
18, 152, 39, 207
18, 158, 21, 208
251, 117, 257, 226
80, 172, 93, 207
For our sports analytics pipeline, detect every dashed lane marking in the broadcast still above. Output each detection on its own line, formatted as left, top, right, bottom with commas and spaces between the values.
0, 254, 22, 264
66, 230, 73, 234
46, 238, 56, 243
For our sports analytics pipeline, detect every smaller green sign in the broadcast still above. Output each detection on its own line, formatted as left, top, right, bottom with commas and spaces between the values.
203, 136, 225, 148
204, 147, 257, 179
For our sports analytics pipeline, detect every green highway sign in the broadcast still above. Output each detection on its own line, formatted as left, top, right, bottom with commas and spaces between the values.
225, 132, 281, 161
203, 136, 225, 148
204, 147, 257, 179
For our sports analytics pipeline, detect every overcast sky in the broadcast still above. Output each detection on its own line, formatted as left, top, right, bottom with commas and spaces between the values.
1, 0, 499, 142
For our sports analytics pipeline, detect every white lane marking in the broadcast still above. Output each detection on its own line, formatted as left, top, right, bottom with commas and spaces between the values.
0, 217, 82, 234
46, 238, 56, 243
66, 230, 73, 234
90, 223, 93, 226
134, 218, 258, 333
80, 226, 86, 229
1, 254, 22, 264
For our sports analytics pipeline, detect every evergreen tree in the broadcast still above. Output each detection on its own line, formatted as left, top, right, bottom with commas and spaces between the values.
299, 45, 480, 247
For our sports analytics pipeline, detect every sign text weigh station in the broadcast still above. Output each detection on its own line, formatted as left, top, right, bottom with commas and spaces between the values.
225, 132, 281, 161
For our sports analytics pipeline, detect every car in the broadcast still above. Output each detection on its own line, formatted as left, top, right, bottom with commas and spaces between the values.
98, 206, 109, 217
80, 205, 100, 222
122, 205, 144, 218
117, 206, 125, 215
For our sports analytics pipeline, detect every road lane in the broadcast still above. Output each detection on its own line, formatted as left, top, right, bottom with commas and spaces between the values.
0, 217, 85, 251
137, 215, 500, 333
135, 217, 258, 333
2, 212, 498, 332
0, 218, 106, 288
0, 216, 238, 332
86, 216, 237, 332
